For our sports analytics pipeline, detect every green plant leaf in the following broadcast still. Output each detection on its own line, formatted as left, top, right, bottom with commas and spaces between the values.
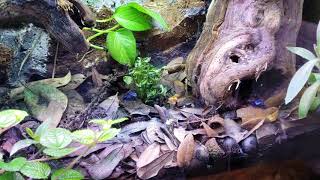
123, 76, 133, 85
90, 118, 127, 130
107, 28, 137, 65
0, 157, 27, 172
97, 128, 120, 142
72, 129, 96, 145
43, 148, 76, 158
285, 60, 318, 104
10, 139, 37, 156
34, 121, 50, 141
299, 81, 320, 118
287, 47, 316, 61
26, 128, 36, 139
0, 172, 24, 180
51, 169, 84, 180
0, 110, 28, 129
114, 5, 152, 31
20, 162, 51, 179
126, 2, 169, 31
40, 128, 72, 149
310, 96, 320, 112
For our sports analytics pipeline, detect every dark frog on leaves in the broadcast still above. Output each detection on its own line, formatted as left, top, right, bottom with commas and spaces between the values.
0, 0, 95, 54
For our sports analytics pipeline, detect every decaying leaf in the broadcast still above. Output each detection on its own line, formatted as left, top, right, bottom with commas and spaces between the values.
98, 94, 119, 120
24, 84, 68, 128
92, 68, 103, 87
86, 144, 134, 179
61, 74, 86, 91
201, 122, 218, 137
137, 151, 175, 180
237, 106, 279, 129
121, 99, 155, 116
10, 72, 71, 98
137, 143, 160, 168
177, 133, 195, 167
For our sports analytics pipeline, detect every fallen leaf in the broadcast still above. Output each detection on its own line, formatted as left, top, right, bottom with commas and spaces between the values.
243, 120, 265, 140
86, 144, 133, 179
177, 134, 195, 167
201, 122, 218, 137
92, 68, 103, 87
137, 151, 175, 179
237, 106, 279, 129
174, 127, 187, 142
24, 84, 68, 128
121, 99, 155, 116
137, 143, 160, 168
61, 74, 86, 91
164, 135, 178, 151
98, 94, 119, 120
10, 72, 71, 98
180, 108, 204, 118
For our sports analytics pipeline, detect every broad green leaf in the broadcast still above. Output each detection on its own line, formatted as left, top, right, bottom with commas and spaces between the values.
285, 60, 318, 104
108, 118, 128, 125
114, 5, 152, 31
0, 110, 28, 128
43, 148, 76, 158
97, 128, 120, 142
40, 128, 72, 149
287, 47, 316, 61
72, 129, 96, 145
20, 162, 51, 179
90, 118, 127, 130
51, 169, 84, 180
10, 139, 37, 156
107, 28, 137, 65
0, 172, 24, 180
126, 2, 169, 30
299, 81, 320, 118
0, 157, 27, 172
123, 76, 133, 85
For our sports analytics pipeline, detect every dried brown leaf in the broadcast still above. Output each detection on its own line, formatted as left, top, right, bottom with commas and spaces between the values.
92, 67, 104, 87
177, 133, 195, 167
137, 143, 160, 168
201, 122, 218, 137
237, 106, 279, 124
137, 151, 175, 179
98, 94, 119, 120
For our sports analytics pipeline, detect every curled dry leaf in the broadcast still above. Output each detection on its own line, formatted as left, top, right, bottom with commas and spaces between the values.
237, 106, 279, 126
10, 72, 71, 98
177, 133, 195, 167
98, 94, 119, 120
137, 143, 160, 168
137, 151, 175, 180
201, 122, 218, 137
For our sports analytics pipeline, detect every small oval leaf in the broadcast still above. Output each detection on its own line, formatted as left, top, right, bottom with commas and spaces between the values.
72, 129, 96, 145
20, 161, 51, 179
0, 110, 28, 128
51, 169, 84, 180
43, 148, 76, 158
40, 128, 72, 149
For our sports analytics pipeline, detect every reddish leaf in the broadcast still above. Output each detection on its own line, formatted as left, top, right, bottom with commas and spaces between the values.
177, 134, 195, 167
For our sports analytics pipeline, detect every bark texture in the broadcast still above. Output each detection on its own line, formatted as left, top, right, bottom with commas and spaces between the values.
0, 0, 95, 54
186, 0, 304, 106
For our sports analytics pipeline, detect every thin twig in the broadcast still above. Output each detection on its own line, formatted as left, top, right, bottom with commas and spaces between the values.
52, 42, 59, 78
18, 32, 42, 76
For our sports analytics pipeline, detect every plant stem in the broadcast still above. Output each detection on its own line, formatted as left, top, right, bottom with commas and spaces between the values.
90, 44, 105, 50
87, 24, 120, 42
66, 145, 92, 169
96, 17, 114, 23
30, 157, 56, 162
